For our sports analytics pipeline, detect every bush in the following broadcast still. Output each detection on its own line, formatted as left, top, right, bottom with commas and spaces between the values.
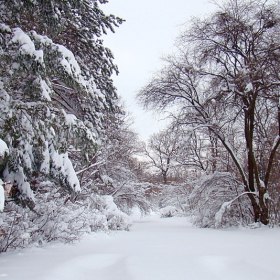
0, 181, 131, 253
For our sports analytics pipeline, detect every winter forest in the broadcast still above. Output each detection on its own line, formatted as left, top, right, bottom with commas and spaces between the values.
1, 0, 280, 267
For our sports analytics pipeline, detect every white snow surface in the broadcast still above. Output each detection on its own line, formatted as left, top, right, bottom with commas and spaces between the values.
1, 212, 280, 280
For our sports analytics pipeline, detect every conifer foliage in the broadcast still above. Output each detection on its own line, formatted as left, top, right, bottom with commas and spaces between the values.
0, 0, 124, 207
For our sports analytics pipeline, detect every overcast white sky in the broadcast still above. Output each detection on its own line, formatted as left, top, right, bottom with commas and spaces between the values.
102, 0, 220, 141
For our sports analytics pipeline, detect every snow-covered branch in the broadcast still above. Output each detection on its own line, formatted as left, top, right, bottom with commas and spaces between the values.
215, 192, 259, 228
76, 160, 105, 175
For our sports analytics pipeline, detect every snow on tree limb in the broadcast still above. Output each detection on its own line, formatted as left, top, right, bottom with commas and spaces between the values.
76, 160, 105, 176
0, 139, 9, 158
0, 180, 4, 212
9, 28, 44, 65
49, 146, 81, 193
264, 135, 280, 186
215, 192, 259, 228
0, 139, 9, 211
181, 123, 250, 191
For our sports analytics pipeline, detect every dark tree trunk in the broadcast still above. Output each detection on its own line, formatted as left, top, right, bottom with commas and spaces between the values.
162, 171, 168, 184
244, 99, 269, 224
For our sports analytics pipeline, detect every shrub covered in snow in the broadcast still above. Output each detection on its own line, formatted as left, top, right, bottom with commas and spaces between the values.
150, 173, 253, 228
0, 181, 131, 253
155, 183, 191, 216
160, 206, 179, 218
187, 173, 253, 228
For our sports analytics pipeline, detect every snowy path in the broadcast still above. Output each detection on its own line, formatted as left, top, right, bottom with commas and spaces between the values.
1, 213, 280, 280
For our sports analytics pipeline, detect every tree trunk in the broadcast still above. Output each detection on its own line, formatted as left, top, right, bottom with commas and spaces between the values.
245, 191, 268, 224
244, 103, 269, 224
258, 188, 269, 224
162, 171, 168, 184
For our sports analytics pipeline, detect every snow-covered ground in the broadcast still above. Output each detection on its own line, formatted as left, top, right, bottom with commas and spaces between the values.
1, 212, 280, 280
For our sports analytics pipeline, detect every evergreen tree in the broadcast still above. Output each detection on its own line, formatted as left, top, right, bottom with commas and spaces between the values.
0, 0, 124, 207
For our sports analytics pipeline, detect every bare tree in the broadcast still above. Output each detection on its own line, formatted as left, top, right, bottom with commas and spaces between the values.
144, 128, 181, 184
138, 0, 280, 225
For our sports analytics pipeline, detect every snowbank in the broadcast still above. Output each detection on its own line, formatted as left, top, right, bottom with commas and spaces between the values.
1, 215, 280, 280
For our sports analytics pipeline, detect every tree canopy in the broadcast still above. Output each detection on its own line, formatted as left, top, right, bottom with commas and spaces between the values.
0, 0, 124, 207
138, 0, 280, 225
